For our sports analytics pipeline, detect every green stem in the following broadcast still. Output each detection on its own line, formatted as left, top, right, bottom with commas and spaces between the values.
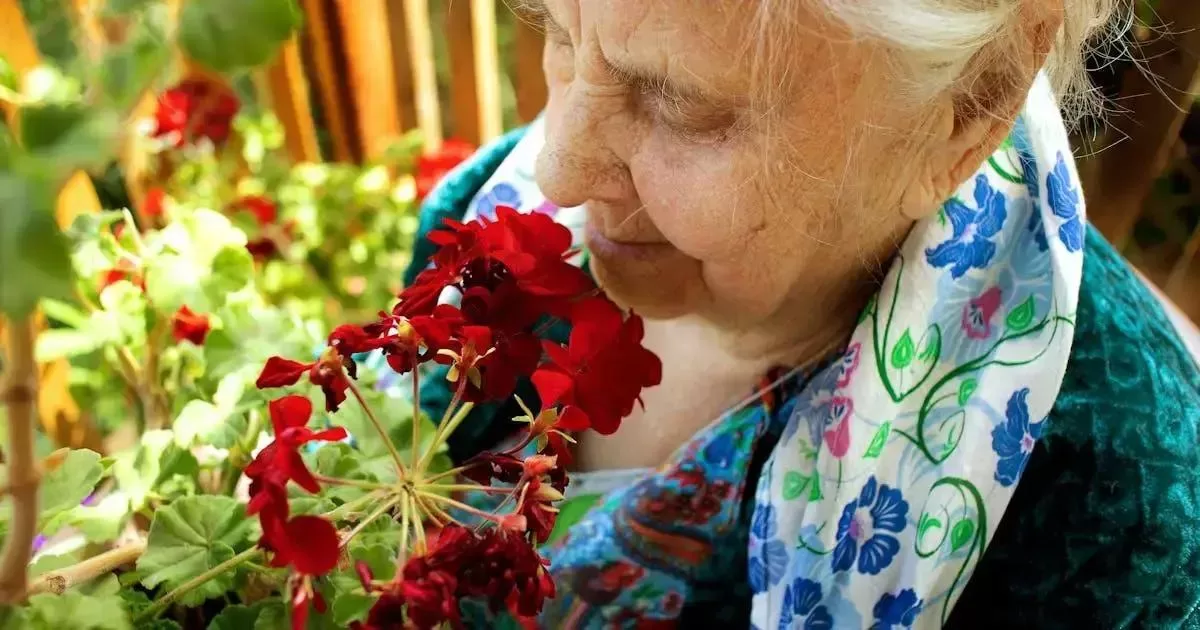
341, 495, 403, 549
422, 463, 479, 485
323, 490, 389, 522
345, 377, 408, 479
136, 548, 261, 622
416, 490, 502, 524
422, 483, 511, 494
410, 367, 421, 470
313, 475, 390, 491
416, 397, 474, 476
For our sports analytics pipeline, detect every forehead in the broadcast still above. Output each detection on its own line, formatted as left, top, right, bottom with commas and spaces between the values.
545, 0, 768, 95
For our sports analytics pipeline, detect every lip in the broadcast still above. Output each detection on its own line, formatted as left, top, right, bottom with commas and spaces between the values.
584, 222, 675, 263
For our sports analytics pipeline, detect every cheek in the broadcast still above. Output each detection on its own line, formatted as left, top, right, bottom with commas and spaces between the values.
630, 135, 768, 261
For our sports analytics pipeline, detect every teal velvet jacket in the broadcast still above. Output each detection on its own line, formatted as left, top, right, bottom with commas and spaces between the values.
406, 128, 1200, 628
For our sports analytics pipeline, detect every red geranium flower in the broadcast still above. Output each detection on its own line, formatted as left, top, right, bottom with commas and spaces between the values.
415, 139, 476, 201
532, 298, 662, 435
244, 395, 347, 499
264, 514, 341, 575
152, 78, 240, 147
255, 347, 354, 412
233, 195, 278, 225
371, 525, 554, 627
171, 305, 211, 345
143, 187, 166, 219
289, 576, 328, 630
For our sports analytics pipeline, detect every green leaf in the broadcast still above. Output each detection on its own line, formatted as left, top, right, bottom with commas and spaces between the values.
19, 592, 131, 630
208, 603, 275, 630
136, 495, 253, 606
39, 297, 89, 327
99, 280, 149, 346
41, 493, 129, 542
20, 102, 88, 153
172, 400, 226, 448
206, 246, 254, 301
950, 519, 976, 551
251, 602, 289, 630
781, 471, 809, 501
178, 0, 301, 73
863, 422, 891, 459
917, 513, 942, 539
0, 54, 16, 93
113, 431, 200, 511
22, 107, 121, 175
329, 543, 394, 626
94, 21, 170, 110
957, 379, 978, 407
35, 328, 108, 361
1005, 295, 1036, 332
0, 173, 74, 318
35, 448, 103, 525
29, 551, 81, 577
890, 329, 915, 370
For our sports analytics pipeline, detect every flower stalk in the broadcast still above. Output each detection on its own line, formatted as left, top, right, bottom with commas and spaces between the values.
136, 547, 262, 622
0, 318, 40, 604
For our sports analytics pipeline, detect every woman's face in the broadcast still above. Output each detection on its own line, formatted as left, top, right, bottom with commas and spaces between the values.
532, 0, 955, 329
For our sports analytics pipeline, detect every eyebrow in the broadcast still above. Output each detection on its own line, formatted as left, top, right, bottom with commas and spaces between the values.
518, 0, 735, 109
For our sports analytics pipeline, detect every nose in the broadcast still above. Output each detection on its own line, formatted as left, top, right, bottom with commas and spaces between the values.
535, 84, 636, 208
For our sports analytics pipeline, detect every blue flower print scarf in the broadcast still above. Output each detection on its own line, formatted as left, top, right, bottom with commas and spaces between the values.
439, 74, 1084, 628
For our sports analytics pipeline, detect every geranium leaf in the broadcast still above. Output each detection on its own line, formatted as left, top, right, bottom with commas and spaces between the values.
30, 448, 103, 527
113, 431, 200, 511
137, 496, 253, 606
173, 400, 226, 448
251, 602, 289, 630
0, 173, 74, 319
178, 0, 300, 73
34, 328, 108, 361
329, 543, 394, 626
15, 593, 130, 630
208, 602, 278, 630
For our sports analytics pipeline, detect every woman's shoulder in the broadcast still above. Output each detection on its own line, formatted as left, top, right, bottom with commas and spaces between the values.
948, 225, 1200, 628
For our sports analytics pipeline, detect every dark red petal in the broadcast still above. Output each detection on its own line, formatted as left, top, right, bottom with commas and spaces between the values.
308, 426, 348, 443
268, 395, 314, 434
256, 357, 312, 389
531, 368, 573, 409
287, 450, 321, 494
171, 305, 211, 345
285, 516, 342, 575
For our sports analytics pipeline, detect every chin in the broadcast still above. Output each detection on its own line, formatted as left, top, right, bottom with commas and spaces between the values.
589, 251, 701, 320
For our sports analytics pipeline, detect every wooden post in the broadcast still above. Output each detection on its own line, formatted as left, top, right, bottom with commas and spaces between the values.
257, 37, 321, 163
299, 0, 357, 162
399, 0, 442, 153
1085, 0, 1200, 247
445, 0, 503, 145
333, 0, 403, 161
0, 0, 103, 453
511, 13, 548, 123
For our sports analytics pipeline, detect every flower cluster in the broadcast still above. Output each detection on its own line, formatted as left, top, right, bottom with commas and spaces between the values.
151, 78, 240, 148
247, 206, 662, 628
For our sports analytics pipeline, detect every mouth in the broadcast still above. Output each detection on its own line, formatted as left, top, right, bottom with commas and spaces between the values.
584, 222, 675, 263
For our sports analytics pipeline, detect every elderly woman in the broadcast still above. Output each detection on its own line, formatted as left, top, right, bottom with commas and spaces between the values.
399, 0, 1200, 627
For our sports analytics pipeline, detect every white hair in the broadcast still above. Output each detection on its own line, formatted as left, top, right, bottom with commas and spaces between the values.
814, 0, 1126, 120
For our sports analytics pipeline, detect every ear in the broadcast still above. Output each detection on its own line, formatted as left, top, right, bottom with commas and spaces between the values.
900, 2, 1064, 220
